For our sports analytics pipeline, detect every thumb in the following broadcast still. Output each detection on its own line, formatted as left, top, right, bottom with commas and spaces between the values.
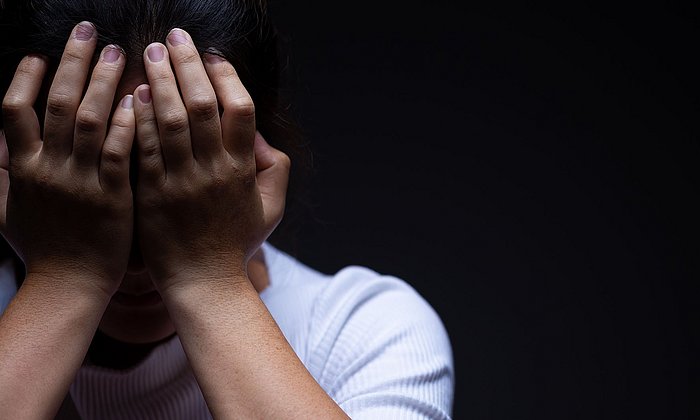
254, 131, 290, 230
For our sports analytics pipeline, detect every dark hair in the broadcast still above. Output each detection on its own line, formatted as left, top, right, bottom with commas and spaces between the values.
0, 0, 313, 270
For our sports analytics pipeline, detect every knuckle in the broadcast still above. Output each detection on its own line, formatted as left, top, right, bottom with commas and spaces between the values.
104, 196, 131, 214
15, 58, 38, 77
33, 167, 56, 191
61, 48, 88, 67
277, 151, 292, 172
89, 67, 117, 87
205, 173, 229, 194
220, 64, 239, 79
101, 145, 126, 166
110, 113, 132, 131
212, 158, 254, 190
187, 94, 218, 121
139, 140, 161, 159
75, 108, 104, 133
225, 97, 255, 118
139, 160, 165, 185
178, 49, 201, 65
135, 109, 156, 126
46, 93, 76, 119
160, 110, 189, 134
150, 68, 173, 85
235, 161, 257, 183
2, 95, 24, 120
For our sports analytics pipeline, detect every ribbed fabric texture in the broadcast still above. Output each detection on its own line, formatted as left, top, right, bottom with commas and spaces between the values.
0, 243, 454, 419
71, 337, 209, 420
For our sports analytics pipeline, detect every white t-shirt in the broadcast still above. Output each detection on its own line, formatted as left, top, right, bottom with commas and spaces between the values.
0, 242, 454, 419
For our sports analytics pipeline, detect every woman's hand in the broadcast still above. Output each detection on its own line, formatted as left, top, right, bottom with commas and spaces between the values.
0, 22, 135, 297
133, 28, 290, 293
0, 23, 137, 418
130, 29, 347, 419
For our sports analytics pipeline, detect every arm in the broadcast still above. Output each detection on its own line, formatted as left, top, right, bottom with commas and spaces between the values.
0, 275, 110, 418
0, 22, 135, 418
132, 29, 349, 418
162, 275, 347, 419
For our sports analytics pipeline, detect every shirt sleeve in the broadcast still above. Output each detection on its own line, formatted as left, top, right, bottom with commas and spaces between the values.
305, 266, 455, 419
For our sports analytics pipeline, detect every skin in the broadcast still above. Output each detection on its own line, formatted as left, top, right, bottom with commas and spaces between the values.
0, 22, 349, 419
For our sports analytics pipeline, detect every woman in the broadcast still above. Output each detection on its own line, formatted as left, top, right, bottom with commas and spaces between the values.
0, 0, 454, 418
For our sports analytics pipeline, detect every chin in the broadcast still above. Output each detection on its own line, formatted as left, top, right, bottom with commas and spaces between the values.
99, 298, 176, 344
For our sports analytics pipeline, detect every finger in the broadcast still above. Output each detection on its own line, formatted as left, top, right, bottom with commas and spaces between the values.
1, 55, 48, 161
133, 84, 166, 184
203, 53, 255, 164
254, 132, 290, 229
165, 28, 222, 162
74, 45, 126, 171
100, 95, 135, 191
143, 42, 192, 172
43, 21, 98, 160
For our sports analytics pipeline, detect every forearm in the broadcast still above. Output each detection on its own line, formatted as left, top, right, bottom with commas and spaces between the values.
161, 277, 349, 419
0, 274, 111, 419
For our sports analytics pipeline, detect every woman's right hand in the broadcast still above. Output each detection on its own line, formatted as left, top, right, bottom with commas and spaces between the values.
0, 22, 135, 298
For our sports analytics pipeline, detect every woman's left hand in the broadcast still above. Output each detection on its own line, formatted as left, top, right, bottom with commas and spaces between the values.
133, 28, 290, 293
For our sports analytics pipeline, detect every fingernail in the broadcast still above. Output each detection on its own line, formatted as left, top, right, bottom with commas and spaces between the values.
121, 95, 134, 109
103, 45, 122, 63
75, 22, 95, 41
167, 28, 188, 46
138, 87, 152, 104
147, 44, 164, 62
204, 48, 225, 64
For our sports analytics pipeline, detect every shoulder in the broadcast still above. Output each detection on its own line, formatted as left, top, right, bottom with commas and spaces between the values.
307, 265, 455, 419
309, 265, 451, 353
262, 244, 455, 418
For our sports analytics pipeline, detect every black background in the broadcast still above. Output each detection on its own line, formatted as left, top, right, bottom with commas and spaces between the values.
270, 2, 698, 419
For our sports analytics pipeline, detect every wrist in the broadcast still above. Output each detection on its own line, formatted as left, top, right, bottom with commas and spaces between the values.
22, 270, 117, 304
157, 270, 253, 304
0, 274, 113, 419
